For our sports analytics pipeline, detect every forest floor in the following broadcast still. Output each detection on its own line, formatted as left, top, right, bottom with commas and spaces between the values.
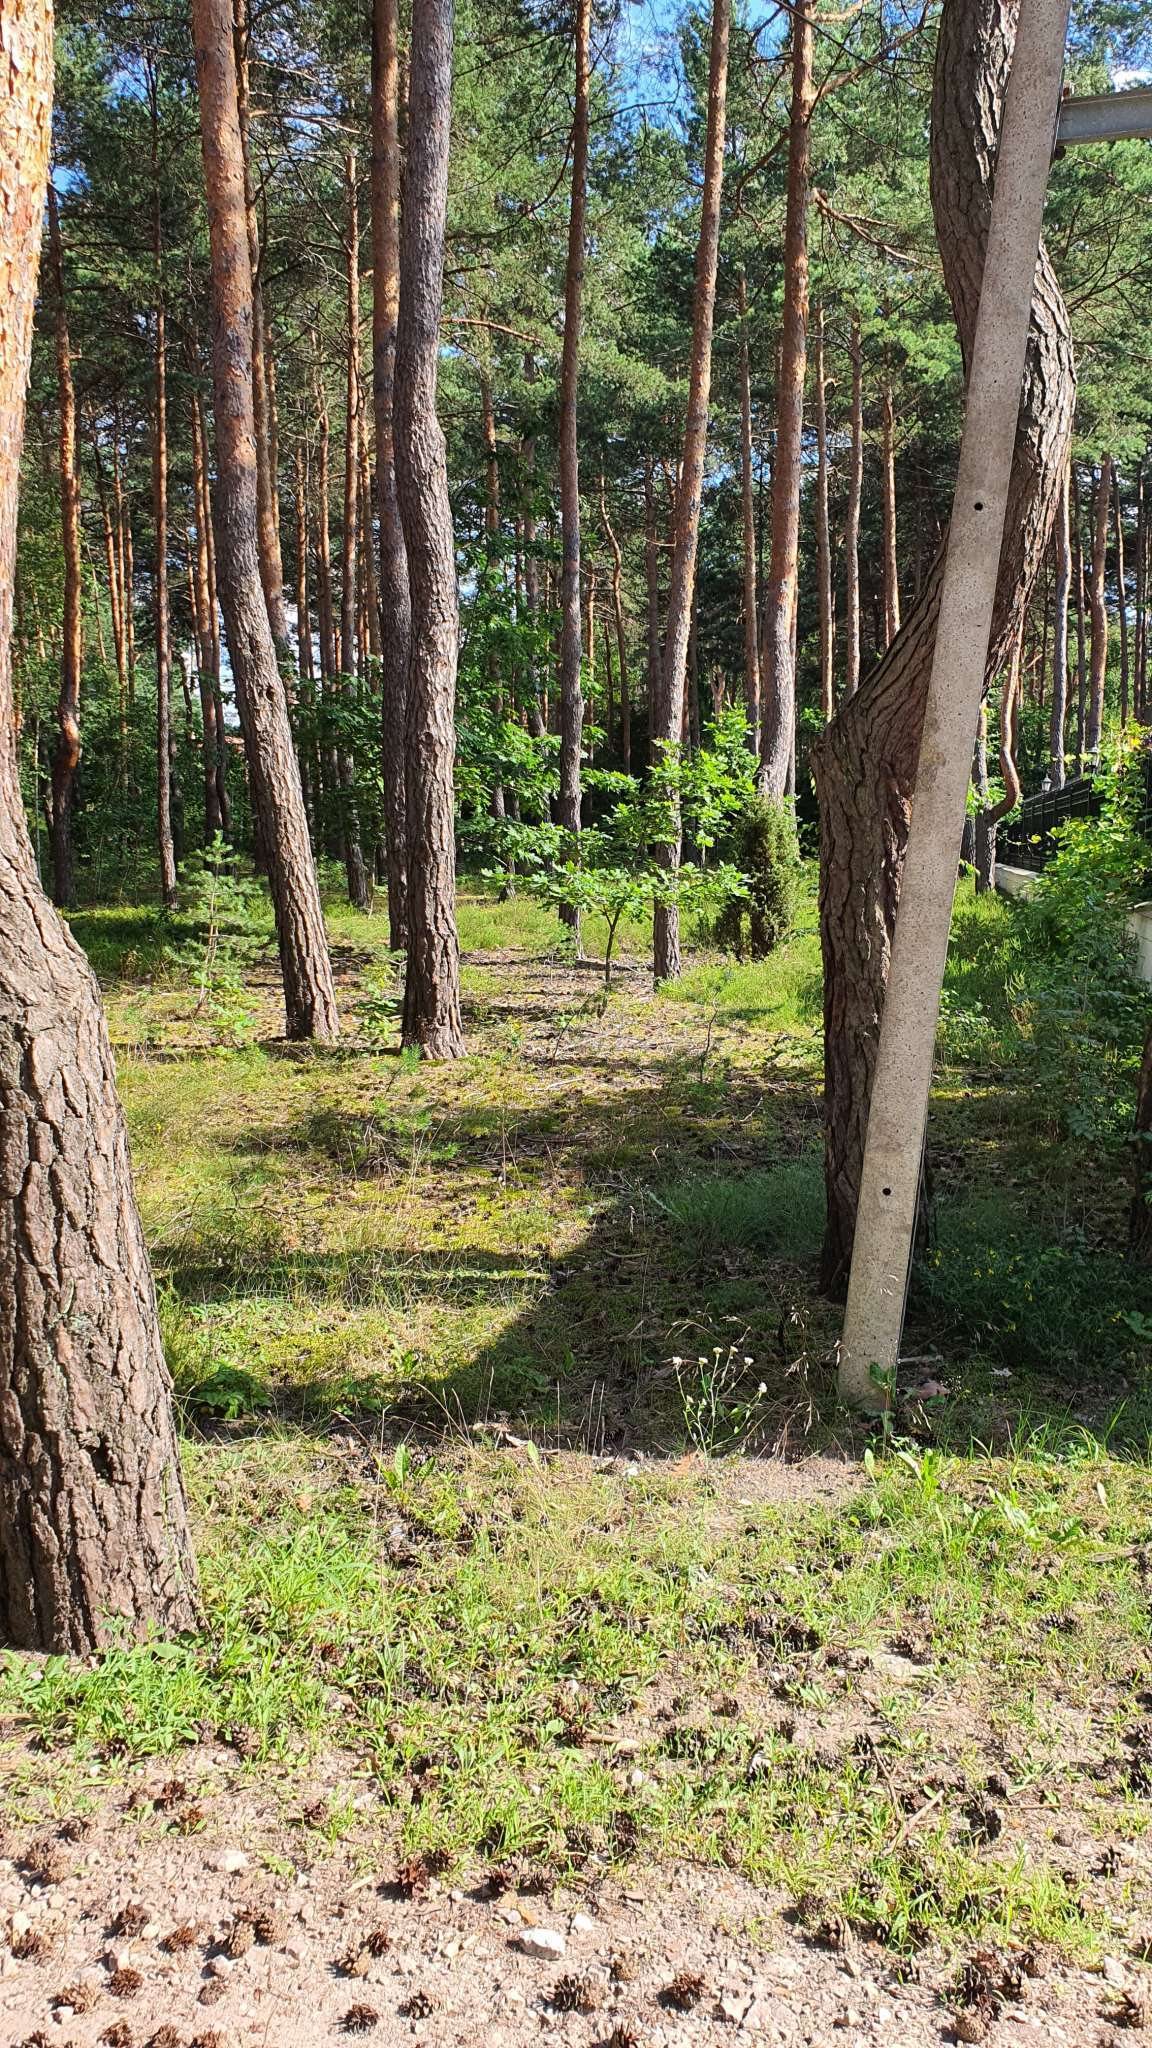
1, 881, 1151, 2048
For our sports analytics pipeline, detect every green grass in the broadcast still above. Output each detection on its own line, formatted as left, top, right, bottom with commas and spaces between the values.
9, 865, 1150, 1968
5, 1433, 1149, 1959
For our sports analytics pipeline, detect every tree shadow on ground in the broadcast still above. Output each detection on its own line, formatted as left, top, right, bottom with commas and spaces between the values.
159, 1033, 1152, 1468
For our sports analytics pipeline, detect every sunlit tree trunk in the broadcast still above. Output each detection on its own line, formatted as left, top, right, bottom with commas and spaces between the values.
811, 0, 1076, 1288
814, 304, 834, 724
0, 0, 199, 1653
599, 476, 631, 770
192, 0, 340, 1040
758, 0, 810, 797
975, 625, 1022, 892
1049, 450, 1070, 788
91, 430, 128, 784
843, 313, 863, 699
190, 393, 223, 839
644, 459, 660, 744
372, 0, 411, 948
394, 0, 465, 1057
232, 0, 288, 655
556, 0, 592, 946
738, 273, 760, 750
336, 150, 371, 912
880, 378, 901, 649
653, 0, 730, 979
1086, 453, 1111, 764
149, 87, 178, 910
1115, 473, 1129, 726
46, 184, 81, 908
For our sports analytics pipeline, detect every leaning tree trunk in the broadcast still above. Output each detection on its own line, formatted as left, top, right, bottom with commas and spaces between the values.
191, 0, 340, 1041
46, 183, 81, 910
371, 0, 411, 952
652, 0, 730, 980
812, 0, 1075, 1290
0, 0, 199, 1653
394, 0, 465, 1059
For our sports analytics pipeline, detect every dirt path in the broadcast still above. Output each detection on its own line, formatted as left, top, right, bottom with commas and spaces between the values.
0, 1763, 1138, 2048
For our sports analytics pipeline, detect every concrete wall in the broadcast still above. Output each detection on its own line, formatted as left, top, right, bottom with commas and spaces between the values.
995, 864, 1152, 984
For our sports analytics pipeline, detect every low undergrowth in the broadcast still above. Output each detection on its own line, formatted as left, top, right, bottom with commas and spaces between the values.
4, 1435, 1150, 1961
9, 866, 1148, 1974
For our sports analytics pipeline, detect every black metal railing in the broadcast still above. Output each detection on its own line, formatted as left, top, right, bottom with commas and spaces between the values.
998, 754, 1152, 874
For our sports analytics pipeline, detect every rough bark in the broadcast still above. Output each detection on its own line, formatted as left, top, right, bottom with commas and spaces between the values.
232, 0, 288, 656
1049, 450, 1070, 787
0, 0, 199, 1653
738, 273, 761, 750
1086, 454, 1111, 763
812, 0, 1076, 1290
758, 0, 811, 798
652, 0, 729, 980
191, 0, 340, 1041
394, 0, 465, 1058
46, 184, 81, 909
814, 304, 834, 723
556, 0, 592, 944
843, 313, 863, 699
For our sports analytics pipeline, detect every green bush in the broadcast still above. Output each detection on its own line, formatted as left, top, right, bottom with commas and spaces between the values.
713, 795, 801, 958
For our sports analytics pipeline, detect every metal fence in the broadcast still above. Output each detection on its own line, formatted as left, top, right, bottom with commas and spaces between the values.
997, 754, 1152, 874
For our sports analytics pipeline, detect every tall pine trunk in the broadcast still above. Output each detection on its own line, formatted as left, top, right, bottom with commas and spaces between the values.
1086, 454, 1111, 763
842, 314, 863, 698
1115, 474, 1129, 726
46, 184, 81, 908
371, 0, 411, 952
599, 477, 631, 770
652, 0, 729, 980
814, 304, 835, 723
232, 0, 288, 656
191, 0, 340, 1040
394, 0, 465, 1058
738, 273, 761, 750
1049, 451, 1071, 788
0, 0, 199, 1653
150, 101, 178, 910
758, 0, 811, 798
337, 151, 371, 912
880, 378, 901, 648
190, 391, 224, 838
556, 0, 592, 945
811, 0, 1075, 1288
